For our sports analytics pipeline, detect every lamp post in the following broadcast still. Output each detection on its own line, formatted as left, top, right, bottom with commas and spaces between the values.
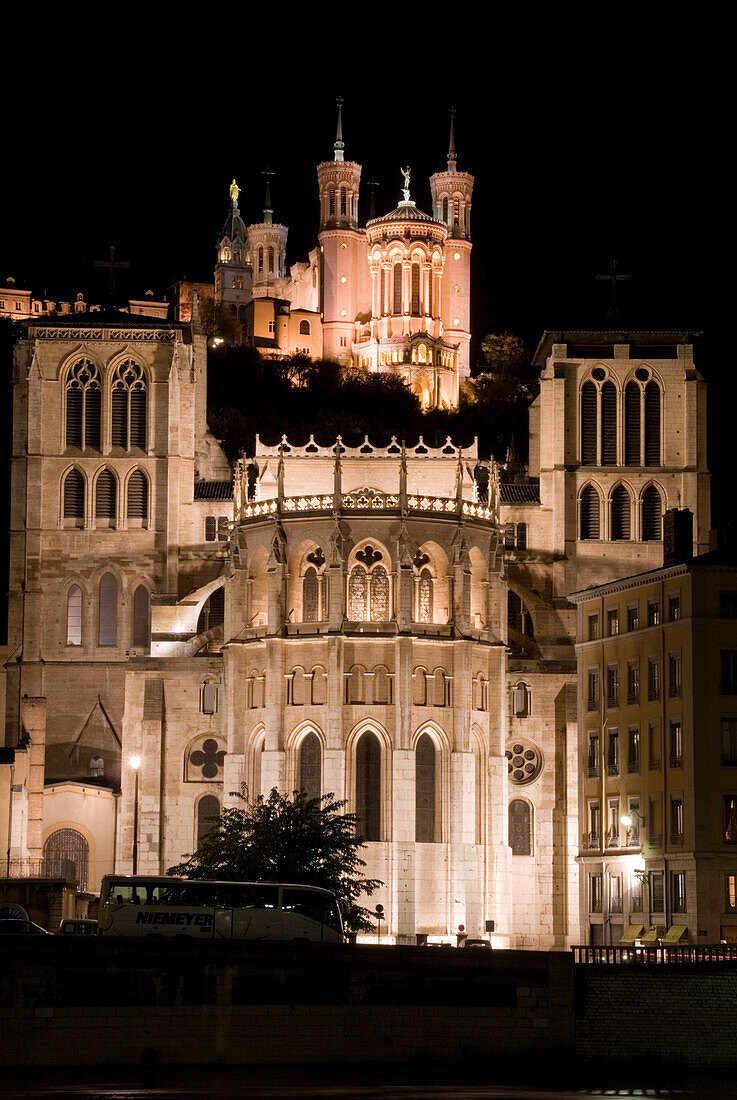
129, 756, 141, 875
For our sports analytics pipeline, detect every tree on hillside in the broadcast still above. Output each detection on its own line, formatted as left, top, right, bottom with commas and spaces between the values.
168, 788, 382, 932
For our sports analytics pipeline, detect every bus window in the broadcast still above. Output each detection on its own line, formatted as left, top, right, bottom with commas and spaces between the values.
234, 883, 278, 910
281, 887, 337, 929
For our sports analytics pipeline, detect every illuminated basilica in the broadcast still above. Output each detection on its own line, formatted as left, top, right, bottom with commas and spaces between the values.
0, 104, 712, 947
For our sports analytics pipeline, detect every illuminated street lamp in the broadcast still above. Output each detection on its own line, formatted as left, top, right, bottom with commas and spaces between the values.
129, 755, 141, 874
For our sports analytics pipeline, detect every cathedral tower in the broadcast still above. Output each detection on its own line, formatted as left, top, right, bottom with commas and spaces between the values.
430, 110, 474, 378
316, 99, 368, 363
247, 171, 289, 297
215, 179, 252, 318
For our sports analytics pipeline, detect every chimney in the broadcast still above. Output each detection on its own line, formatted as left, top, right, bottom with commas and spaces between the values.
663, 508, 693, 567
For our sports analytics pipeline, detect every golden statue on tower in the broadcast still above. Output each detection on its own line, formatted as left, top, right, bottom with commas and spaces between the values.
229, 178, 240, 205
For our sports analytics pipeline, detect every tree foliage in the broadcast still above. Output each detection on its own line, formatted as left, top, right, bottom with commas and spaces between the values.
168, 788, 382, 932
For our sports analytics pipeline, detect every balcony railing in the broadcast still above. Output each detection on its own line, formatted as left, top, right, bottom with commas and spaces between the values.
583, 832, 600, 850
236, 492, 496, 523
573, 945, 737, 964
606, 830, 620, 848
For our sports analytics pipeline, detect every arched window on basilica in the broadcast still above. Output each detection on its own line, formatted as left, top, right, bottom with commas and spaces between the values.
298, 732, 321, 801
579, 484, 601, 540
302, 546, 327, 622
610, 484, 631, 541
355, 731, 381, 841
127, 469, 148, 524
63, 468, 85, 527
196, 795, 220, 846
299, 319, 311, 336
415, 734, 438, 842
348, 544, 390, 622
132, 585, 150, 649
111, 360, 147, 450
65, 359, 101, 450
66, 584, 83, 646
509, 799, 532, 856
98, 572, 117, 647
641, 484, 663, 541
95, 469, 117, 524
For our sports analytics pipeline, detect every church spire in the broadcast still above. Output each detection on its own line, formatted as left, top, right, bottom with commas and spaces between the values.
334, 96, 345, 162
447, 106, 457, 171
262, 168, 274, 225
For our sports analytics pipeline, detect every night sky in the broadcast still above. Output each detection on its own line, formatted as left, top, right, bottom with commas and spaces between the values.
1, 25, 726, 511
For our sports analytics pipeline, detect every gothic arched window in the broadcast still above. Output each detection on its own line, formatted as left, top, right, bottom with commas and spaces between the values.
268, 247, 274, 274
258, 246, 264, 274
95, 469, 116, 520
111, 360, 147, 450
370, 566, 389, 622
328, 186, 336, 216
43, 828, 89, 890
196, 795, 220, 846
340, 187, 347, 216
644, 381, 661, 466
392, 263, 402, 315
611, 485, 631, 541
509, 799, 532, 856
348, 547, 390, 622
581, 381, 597, 464
132, 585, 150, 648
66, 359, 101, 450
98, 572, 117, 646
624, 381, 641, 466
413, 668, 428, 706
298, 732, 321, 801
418, 568, 433, 623
416, 734, 437, 842
299, 319, 311, 335
303, 566, 319, 623
63, 468, 85, 523
356, 731, 381, 841
600, 381, 617, 465
411, 263, 421, 315
442, 196, 449, 224
642, 484, 663, 541
580, 484, 601, 540
66, 584, 83, 646
127, 469, 148, 521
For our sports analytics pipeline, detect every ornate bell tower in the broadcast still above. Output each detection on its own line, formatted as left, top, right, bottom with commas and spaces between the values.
317, 98, 366, 364
215, 178, 252, 314
430, 109, 474, 378
248, 170, 289, 298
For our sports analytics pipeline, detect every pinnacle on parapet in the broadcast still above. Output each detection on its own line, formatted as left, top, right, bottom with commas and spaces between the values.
334, 96, 345, 162
447, 107, 457, 171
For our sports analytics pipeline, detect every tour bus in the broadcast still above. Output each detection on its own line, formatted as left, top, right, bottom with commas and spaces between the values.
98, 875, 344, 942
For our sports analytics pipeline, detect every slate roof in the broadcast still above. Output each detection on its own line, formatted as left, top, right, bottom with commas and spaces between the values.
194, 480, 233, 501
499, 482, 540, 505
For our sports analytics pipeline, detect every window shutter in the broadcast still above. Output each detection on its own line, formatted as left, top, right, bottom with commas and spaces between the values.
129, 389, 146, 449
411, 263, 420, 315
624, 381, 640, 466
98, 573, 117, 646
642, 485, 662, 541
95, 469, 116, 518
581, 382, 597, 464
611, 485, 631, 540
111, 386, 127, 447
66, 387, 83, 448
132, 585, 150, 647
127, 470, 148, 519
580, 485, 600, 540
393, 263, 402, 315
415, 734, 436, 842
600, 381, 617, 465
644, 381, 661, 466
63, 469, 85, 519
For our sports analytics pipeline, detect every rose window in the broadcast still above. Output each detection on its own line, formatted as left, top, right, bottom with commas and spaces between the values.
505, 741, 542, 785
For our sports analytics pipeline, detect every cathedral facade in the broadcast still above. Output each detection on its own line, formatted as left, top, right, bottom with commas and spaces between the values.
0, 113, 712, 946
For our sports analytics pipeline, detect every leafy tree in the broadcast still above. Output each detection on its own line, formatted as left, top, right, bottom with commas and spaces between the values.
168, 788, 382, 933
480, 332, 531, 378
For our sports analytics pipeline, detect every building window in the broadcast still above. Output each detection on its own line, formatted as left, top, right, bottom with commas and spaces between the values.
626, 797, 641, 845
66, 585, 83, 646
196, 795, 220, 846
95, 469, 117, 521
648, 723, 662, 772
42, 829, 89, 891
205, 516, 216, 542
299, 319, 311, 336
644, 381, 661, 466
509, 799, 532, 856
418, 568, 433, 624
669, 653, 682, 697
668, 593, 681, 621
648, 796, 662, 846
600, 381, 617, 465
669, 721, 683, 768
348, 548, 389, 622
609, 874, 623, 914
628, 727, 640, 774
607, 797, 620, 846
588, 801, 601, 848
642, 485, 663, 541
722, 719, 737, 766
516, 522, 527, 549
590, 873, 603, 913
415, 734, 437, 842
631, 871, 643, 912
672, 871, 686, 913
587, 614, 599, 640
588, 733, 600, 778
719, 591, 737, 619
724, 796, 737, 844
670, 797, 683, 844
98, 572, 117, 646
624, 380, 641, 466
127, 470, 148, 521
512, 683, 529, 717
647, 599, 660, 627
111, 360, 147, 450
356, 731, 381, 842
647, 657, 660, 701
63, 468, 85, 524
650, 871, 665, 912
722, 651, 737, 695
610, 485, 631, 540
627, 660, 640, 705
606, 664, 619, 709
65, 359, 101, 450
607, 729, 619, 776
607, 608, 619, 635
581, 381, 597, 464
627, 604, 639, 632
587, 668, 600, 711
579, 484, 600, 539
392, 263, 402, 315
132, 585, 150, 648
268, 247, 274, 274
726, 873, 737, 912
298, 733, 321, 802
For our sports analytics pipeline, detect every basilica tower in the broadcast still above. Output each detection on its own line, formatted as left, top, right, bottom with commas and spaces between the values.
317, 99, 368, 363
247, 172, 289, 298
430, 110, 473, 378
215, 179, 252, 318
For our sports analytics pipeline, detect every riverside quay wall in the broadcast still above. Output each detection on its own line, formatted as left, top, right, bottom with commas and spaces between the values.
0, 941, 735, 1071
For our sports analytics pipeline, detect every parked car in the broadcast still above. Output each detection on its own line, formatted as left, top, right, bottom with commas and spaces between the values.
58, 918, 98, 936
0, 918, 49, 935
458, 937, 492, 949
